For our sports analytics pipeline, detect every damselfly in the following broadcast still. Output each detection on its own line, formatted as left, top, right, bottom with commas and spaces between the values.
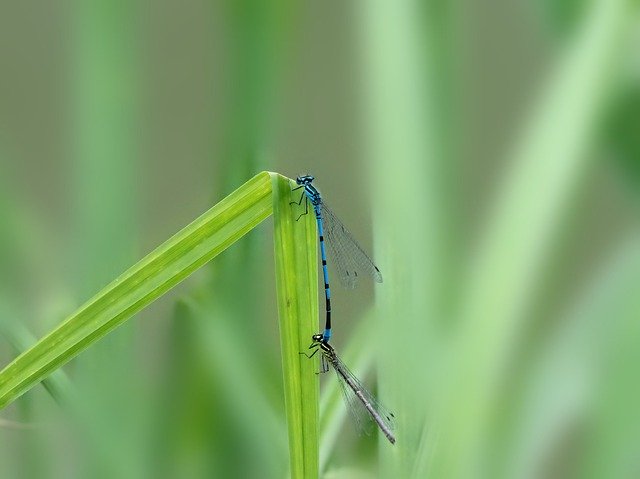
303, 334, 396, 445
291, 175, 383, 343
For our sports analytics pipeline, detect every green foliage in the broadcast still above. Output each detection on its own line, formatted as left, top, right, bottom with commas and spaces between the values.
0, 172, 273, 409
605, 85, 640, 196
0, 171, 321, 478
539, 0, 593, 38
1, 0, 639, 477
363, 0, 637, 477
272, 174, 319, 479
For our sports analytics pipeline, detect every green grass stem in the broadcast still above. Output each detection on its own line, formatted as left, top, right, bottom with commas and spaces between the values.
272, 174, 319, 479
0, 172, 273, 408
0, 170, 320, 478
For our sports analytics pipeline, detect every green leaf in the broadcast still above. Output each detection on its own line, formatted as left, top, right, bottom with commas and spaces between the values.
0, 170, 320, 478
0, 171, 273, 408
272, 174, 319, 479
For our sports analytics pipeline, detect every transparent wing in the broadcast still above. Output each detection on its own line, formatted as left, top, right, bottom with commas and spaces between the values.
318, 350, 370, 434
331, 361, 374, 436
320, 201, 383, 289
328, 353, 396, 438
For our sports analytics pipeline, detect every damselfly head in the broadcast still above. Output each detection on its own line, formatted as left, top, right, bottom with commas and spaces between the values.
296, 175, 314, 185
311, 333, 323, 342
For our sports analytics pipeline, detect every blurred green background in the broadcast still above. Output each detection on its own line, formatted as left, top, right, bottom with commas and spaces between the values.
0, 1, 639, 478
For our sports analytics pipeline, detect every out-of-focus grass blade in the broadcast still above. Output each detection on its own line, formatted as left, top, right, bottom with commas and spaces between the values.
361, 0, 445, 475
361, 0, 467, 476
575, 235, 640, 478
503, 235, 640, 478
424, 0, 632, 477
0, 302, 73, 409
71, 3, 141, 475
180, 298, 288, 477
272, 174, 319, 479
0, 172, 273, 408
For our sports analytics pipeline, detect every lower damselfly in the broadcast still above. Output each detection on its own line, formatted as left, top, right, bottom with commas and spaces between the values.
303, 334, 396, 445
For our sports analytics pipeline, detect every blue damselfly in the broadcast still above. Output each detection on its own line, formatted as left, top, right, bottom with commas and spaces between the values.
291, 175, 383, 342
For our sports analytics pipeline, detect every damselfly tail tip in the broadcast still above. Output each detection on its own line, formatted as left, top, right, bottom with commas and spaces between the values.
374, 267, 383, 283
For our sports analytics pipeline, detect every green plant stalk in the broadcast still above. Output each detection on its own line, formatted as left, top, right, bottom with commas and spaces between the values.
0, 171, 319, 476
272, 174, 319, 479
0, 172, 273, 408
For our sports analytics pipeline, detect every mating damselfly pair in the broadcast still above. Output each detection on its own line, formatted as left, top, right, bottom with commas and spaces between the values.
291, 175, 396, 445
